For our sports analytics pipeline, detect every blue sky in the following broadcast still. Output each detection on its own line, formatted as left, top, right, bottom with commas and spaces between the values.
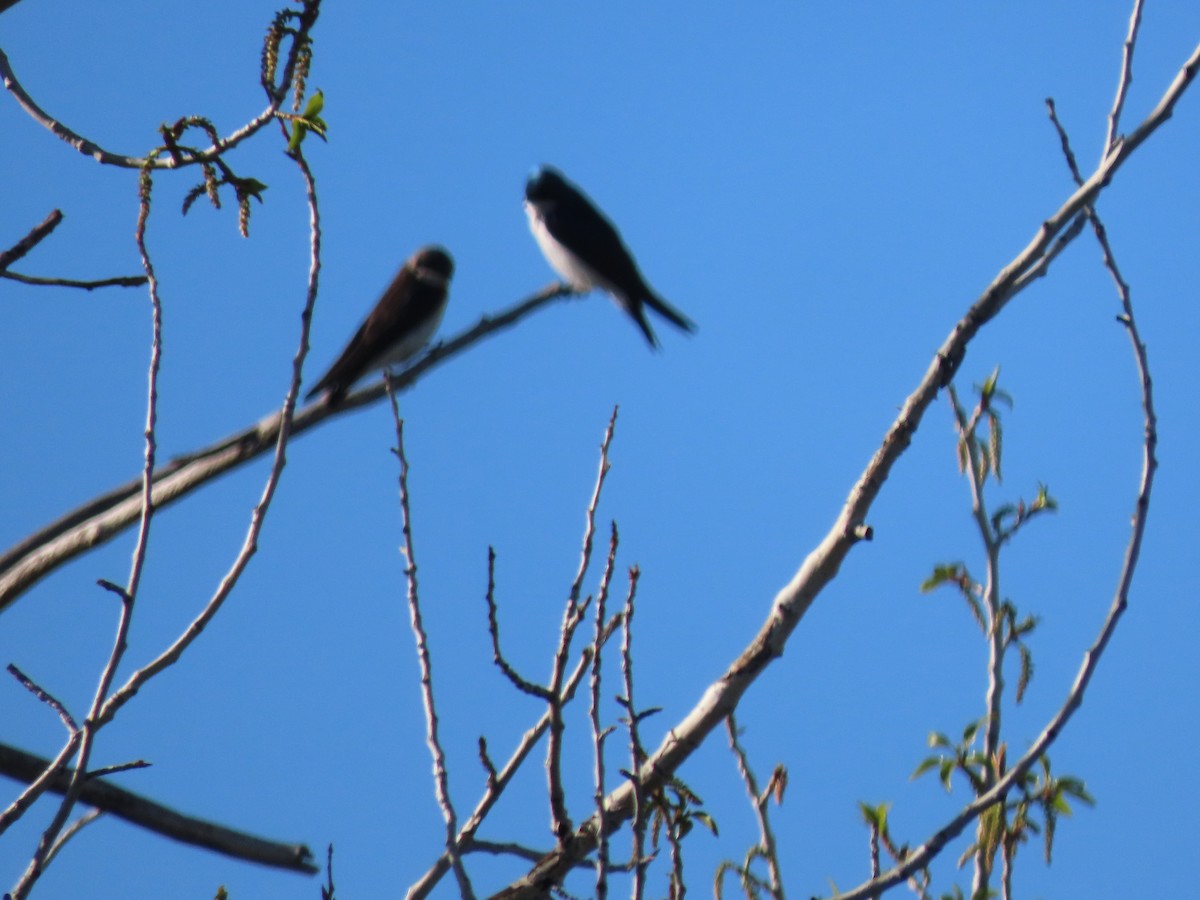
3, 2, 1199, 897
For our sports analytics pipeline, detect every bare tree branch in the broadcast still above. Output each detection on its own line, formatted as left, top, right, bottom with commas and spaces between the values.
1105, 0, 1145, 155
0, 742, 316, 873
387, 381, 475, 900
0, 209, 62, 272
1, 271, 148, 290
1, 208, 146, 289
827, 25, 1163, 900
10, 159, 170, 900
0, 282, 575, 614
546, 407, 618, 843
488, 37, 1198, 900
0, 2, 320, 170
406, 635, 619, 899
588, 523, 620, 899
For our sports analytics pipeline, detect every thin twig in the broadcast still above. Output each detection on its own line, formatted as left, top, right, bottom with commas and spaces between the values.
1105, 0, 1145, 154
5, 664, 78, 733
0, 209, 62, 272
42, 808, 102, 870
406, 611, 623, 898
946, 387, 1005, 900
547, 408, 619, 843
620, 568, 650, 900
0, 3, 319, 170
387, 377, 475, 900
485, 547, 552, 699
10, 160, 168, 900
89, 150, 316, 725
1, 271, 148, 290
725, 715, 784, 900
589, 523, 620, 899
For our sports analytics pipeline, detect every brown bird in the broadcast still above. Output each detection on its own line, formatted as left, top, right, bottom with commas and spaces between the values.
306, 245, 454, 404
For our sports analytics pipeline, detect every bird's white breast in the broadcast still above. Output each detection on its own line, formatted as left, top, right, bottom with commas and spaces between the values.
525, 201, 602, 292
376, 301, 445, 373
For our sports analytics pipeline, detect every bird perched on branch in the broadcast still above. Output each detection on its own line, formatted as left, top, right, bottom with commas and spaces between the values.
306, 245, 454, 405
524, 165, 695, 348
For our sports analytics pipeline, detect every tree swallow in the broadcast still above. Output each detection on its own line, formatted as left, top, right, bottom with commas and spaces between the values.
524, 165, 695, 348
306, 245, 454, 404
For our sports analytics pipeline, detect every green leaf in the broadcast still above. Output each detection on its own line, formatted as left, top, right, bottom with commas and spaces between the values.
287, 89, 328, 152
857, 801, 890, 828
962, 719, 982, 745
912, 756, 941, 780
300, 88, 325, 119
921, 563, 963, 593
693, 811, 719, 836
988, 412, 1003, 482
938, 758, 955, 791
980, 365, 1001, 400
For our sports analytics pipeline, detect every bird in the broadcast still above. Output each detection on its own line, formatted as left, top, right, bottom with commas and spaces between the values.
305, 245, 454, 404
523, 165, 695, 348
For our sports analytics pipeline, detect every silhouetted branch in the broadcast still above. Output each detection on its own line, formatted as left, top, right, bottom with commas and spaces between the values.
0, 742, 316, 873
489, 35, 1197, 900
0, 282, 575, 614
2, 271, 148, 290
0, 1, 320, 170
0, 209, 62, 272
1, 209, 146, 288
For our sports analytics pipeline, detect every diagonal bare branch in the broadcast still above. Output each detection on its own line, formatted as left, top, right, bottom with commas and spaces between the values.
0, 742, 316, 873
0, 283, 574, 614
488, 36, 1199, 900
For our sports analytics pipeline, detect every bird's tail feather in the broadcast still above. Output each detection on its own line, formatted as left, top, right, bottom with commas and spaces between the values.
644, 292, 696, 334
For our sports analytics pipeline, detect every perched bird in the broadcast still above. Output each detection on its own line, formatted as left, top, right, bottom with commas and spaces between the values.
305, 245, 454, 404
524, 165, 695, 348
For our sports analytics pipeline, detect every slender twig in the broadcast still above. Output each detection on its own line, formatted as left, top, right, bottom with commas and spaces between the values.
620, 568, 650, 900
725, 715, 784, 900
386, 378, 475, 900
42, 808, 102, 870
10, 159, 166, 900
589, 523, 620, 899
0, 283, 575, 614
1105, 0, 1145, 154
946, 387, 1005, 899
93, 145, 321, 727
406, 603, 622, 899
4, 664, 78, 733
0, 209, 144, 287
0, 3, 319, 170
490, 37, 1199, 900
85, 760, 151, 779
8, 147, 322, 885
0, 209, 62, 272
547, 408, 619, 843
485, 547, 552, 699
2, 271, 148, 290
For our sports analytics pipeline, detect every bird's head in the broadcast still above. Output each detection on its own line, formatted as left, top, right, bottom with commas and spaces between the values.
525, 165, 567, 203
410, 246, 455, 286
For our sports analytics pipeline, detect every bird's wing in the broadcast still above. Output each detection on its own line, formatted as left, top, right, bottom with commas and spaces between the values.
541, 191, 648, 296
306, 265, 444, 400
